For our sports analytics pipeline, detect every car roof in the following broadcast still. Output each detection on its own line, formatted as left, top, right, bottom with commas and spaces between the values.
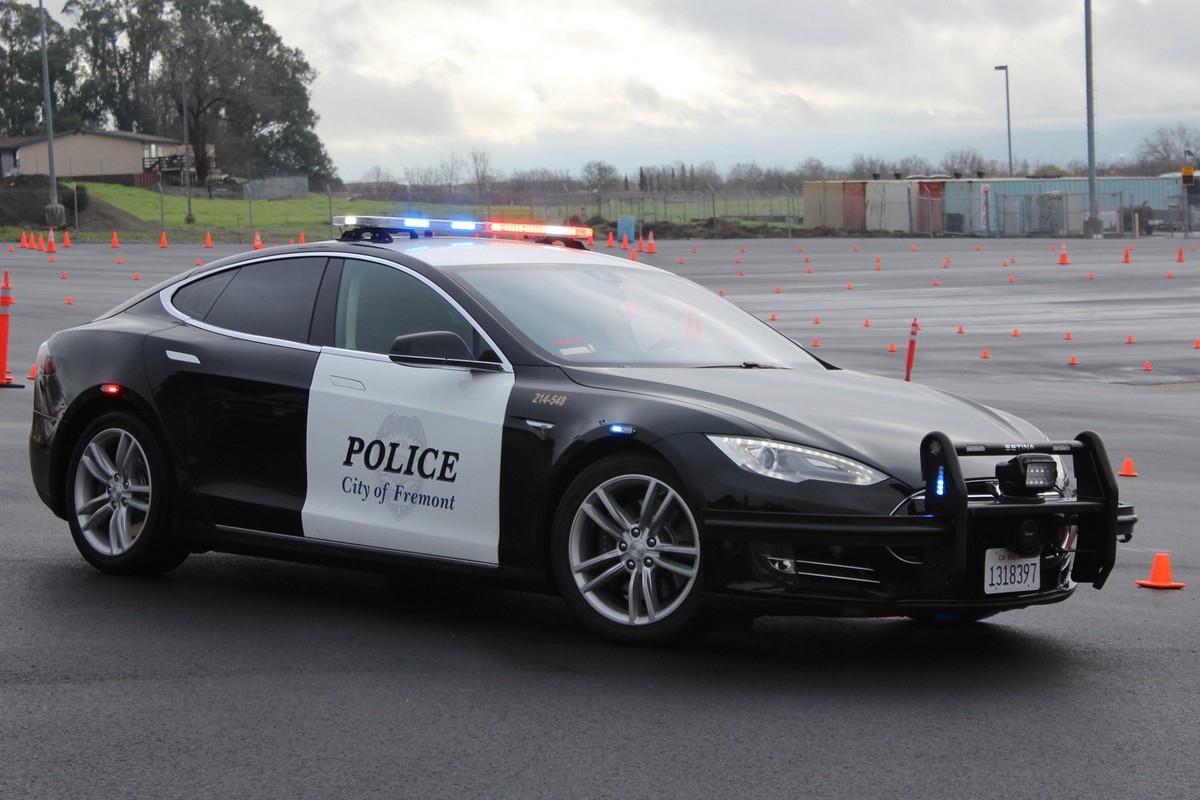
363, 236, 641, 269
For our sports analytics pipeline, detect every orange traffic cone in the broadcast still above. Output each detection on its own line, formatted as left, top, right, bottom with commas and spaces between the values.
811, 338, 820, 347
647, 232, 656, 254
887, 342, 897, 352
204, 231, 213, 248
606, 231, 615, 248
956, 325, 965, 334
1058, 248, 1069, 265
111, 231, 120, 248
46, 231, 57, 253
1068, 355, 1078, 366
37, 234, 45, 251
252, 231, 263, 251
27, 364, 37, 380
160, 231, 169, 248
629, 250, 637, 262
65, 296, 74, 305
298, 231, 306, 244
636, 236, 644, 253
19, 231, 28, 249
1118, 458, 1138, 477
1136, 552, 1185, 589
1065, 331, 1073, 340
1122, 247, 1130, 263
62, 229, 70, 248
1177, 247, 1185, 263
981, 348, 991, 359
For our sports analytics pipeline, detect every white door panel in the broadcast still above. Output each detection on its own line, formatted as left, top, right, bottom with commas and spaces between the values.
302, 350, 513, 564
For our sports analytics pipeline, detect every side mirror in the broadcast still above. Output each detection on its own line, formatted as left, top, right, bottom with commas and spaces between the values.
388, 331, 504, 372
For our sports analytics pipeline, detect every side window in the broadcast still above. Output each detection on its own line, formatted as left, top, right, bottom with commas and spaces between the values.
335, 259, 478, 356
171, 269, 237, 319
202, 257, 327, 343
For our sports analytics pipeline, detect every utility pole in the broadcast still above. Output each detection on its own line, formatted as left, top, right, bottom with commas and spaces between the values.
181, 48, 195, 224
38, 0, 65, 228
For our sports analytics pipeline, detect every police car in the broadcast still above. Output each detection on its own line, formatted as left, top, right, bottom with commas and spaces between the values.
29, 217, 1136, 643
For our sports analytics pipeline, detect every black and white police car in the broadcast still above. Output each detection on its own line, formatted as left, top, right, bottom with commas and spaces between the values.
29, 216, 1136, 643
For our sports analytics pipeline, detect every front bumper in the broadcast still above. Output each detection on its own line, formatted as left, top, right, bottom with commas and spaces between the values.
699, 430, 1135, 615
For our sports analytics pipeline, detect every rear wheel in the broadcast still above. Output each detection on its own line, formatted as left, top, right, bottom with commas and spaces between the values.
65, 412, 187, 575
552, 456, 704, 644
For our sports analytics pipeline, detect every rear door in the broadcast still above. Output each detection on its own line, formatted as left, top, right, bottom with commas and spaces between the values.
147, 256, 329, 534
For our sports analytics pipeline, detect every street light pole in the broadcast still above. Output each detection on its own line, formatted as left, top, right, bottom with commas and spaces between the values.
994, 65, 1013, 176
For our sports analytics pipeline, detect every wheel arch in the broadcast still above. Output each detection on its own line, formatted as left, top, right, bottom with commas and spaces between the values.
49, 388, 173, 517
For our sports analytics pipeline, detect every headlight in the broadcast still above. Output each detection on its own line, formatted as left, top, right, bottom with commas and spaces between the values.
707, 436, 887, 486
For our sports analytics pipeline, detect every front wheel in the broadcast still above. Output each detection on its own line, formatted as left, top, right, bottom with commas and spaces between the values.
551, 456, 705, 644
65, 412, 187, 575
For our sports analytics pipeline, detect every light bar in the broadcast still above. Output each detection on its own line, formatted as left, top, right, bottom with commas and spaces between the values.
331, 215, 593, 241
487, 222, 593, 239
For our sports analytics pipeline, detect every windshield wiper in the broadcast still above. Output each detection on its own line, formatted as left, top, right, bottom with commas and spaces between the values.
697, 362, 781, 369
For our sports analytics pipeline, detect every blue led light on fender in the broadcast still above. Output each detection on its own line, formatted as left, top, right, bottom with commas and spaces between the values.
935, 465, 946, 496
609, 424, 636, 435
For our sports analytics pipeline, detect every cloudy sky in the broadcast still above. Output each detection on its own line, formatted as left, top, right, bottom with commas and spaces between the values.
46, 0, 1200, 180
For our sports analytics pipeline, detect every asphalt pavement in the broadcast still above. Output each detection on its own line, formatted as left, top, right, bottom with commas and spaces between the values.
1, 232, 1197, 799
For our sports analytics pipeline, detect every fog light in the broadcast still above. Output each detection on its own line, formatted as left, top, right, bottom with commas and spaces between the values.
766, 557, 796, 574
996, 454, 1057, 499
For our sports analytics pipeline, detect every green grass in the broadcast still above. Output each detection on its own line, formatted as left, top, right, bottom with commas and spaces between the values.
0, 183, 806, 244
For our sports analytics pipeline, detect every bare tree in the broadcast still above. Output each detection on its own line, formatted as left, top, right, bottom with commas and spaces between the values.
726, 162, 765, 188
439, 151, 465, 193
362, 165, 393, 184
1137, 123, 1200, 175
896, 154, 934, 177
402, 164, 437, 189
940, 148, 985, 177
469, 147, 493, 199
581, 160, 619, 191
849, 153, 893, 179
797, 158, 834, 182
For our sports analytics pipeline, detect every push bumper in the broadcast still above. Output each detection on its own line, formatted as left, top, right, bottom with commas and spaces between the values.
701, 430, 1135, 608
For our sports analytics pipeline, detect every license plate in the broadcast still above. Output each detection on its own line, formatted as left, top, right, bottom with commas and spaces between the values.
984, 548, 1040, 594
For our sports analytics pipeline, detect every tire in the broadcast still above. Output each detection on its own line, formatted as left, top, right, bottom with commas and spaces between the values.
65, 412, 187, 575
551, 455, 705, 644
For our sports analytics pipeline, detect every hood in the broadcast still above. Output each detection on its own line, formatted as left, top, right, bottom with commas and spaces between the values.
566, 366, 1045, 487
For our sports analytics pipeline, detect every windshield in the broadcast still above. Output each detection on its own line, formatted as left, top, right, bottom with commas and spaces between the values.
448, 262, 819, 368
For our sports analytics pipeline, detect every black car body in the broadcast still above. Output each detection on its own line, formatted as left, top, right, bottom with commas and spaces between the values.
30, 218, 1136, 643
